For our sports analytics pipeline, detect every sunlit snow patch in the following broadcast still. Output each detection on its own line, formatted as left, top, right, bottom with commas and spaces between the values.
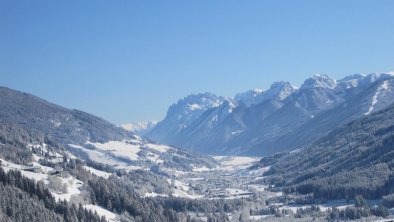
365, 80, 393, 115
214, 156, 260, 171
83, 166, 112, 179
86, 141, 141, 161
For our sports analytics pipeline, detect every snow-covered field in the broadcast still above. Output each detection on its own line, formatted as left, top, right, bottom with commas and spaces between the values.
86, 140, 141, 161
145, 143, 169, 153
192, 166, 211, 172
214, 156, 260, 170
144, 192, 168, 198
83, 166, 112, 179
69, 143, 143, 171
279, 200, 355, 213
69, 137, 215, 174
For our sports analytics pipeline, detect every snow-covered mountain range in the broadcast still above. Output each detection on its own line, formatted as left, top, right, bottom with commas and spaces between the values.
147, 72, 394, 156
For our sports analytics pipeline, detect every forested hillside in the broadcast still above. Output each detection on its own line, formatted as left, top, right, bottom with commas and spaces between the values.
0, 168, 106, 222
263, 103, 394, 200
0, 87, 130, 144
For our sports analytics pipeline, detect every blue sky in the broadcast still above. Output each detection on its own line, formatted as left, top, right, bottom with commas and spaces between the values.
1, 0, 393, 124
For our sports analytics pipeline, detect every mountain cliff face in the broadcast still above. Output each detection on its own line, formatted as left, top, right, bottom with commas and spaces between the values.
148, 92, 227, 144
147, 73, 394, 156
234, 81, 296, 107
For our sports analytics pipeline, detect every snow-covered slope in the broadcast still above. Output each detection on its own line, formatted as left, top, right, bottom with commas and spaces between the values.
68, 135, 217, 173
84, 205, 118, 222
121, 121, 157, 136
364, 79, 394, 115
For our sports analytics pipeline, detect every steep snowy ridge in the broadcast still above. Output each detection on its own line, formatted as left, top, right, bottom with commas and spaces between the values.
266, 81, 297, 101
336, 72, 394, 93
300, 74, 337, 90
235, 81, 296, 107
167, 92, 224, 116
358, 73, 394, 88
148, 93, 226, 142
337, 74, 366, 89
364, 79, 394, 115
234, 89, 264, 107
338, 73, 366, 82
148, 72, 394, 156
